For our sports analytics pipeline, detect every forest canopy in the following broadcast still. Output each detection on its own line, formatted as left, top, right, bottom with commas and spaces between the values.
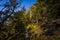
0, 0, 60, 40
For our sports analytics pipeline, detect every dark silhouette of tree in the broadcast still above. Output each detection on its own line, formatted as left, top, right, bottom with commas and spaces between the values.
0, 0, 22, 30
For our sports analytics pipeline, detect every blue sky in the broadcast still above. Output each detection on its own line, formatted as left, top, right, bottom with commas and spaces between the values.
0, 0, 36, 11
22, 0, 36, 10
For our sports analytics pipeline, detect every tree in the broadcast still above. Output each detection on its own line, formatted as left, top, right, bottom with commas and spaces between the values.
0, 0, 23, 40
0, 0, 22, 30
45, 0, 60, 19
27, 0, 60, 40
0, 0, 22, 25
6, 6, 26, 40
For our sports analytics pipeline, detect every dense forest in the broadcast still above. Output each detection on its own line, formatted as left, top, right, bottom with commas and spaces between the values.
0, 0, 60, 40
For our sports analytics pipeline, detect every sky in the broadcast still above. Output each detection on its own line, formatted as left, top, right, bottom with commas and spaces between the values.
0, 0, 36, 11
22, 0, 36, 10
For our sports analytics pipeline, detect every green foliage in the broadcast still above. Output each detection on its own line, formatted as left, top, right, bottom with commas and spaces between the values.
0, 0, 60, 40
26, 23, 43, 40
45, 0, 60, 19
